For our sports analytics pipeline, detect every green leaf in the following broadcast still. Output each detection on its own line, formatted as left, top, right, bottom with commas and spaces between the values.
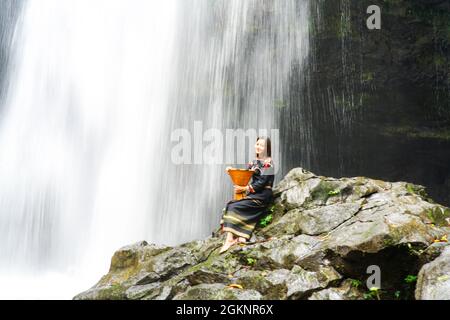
404, 275, 417, 284
350, 279, 362, 288
328, 188, 341, 196
259, 214, 273, 227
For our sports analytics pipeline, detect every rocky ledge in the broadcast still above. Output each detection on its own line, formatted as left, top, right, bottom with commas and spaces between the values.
74, 168, 450, 300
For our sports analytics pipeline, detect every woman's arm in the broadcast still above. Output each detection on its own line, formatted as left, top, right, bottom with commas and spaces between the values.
248, 174, 274, 193
248, 160, 274, 193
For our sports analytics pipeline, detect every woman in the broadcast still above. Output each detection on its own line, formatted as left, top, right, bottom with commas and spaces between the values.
219, 136, 275, 253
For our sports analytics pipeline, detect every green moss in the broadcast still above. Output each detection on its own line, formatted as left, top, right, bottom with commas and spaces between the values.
310, 180, 341, 202
349, 278, 363, 289
110, 250, 138, 271
388, 219, 430, 247
381, 125, 450, 141
405, 3, 450, 28
95, 283, 127, 300
426, 206, 450, 227
434, 55, 446, 67
383, 236, 395, 247
362, 72, 374, 82
405, 183, 430, 201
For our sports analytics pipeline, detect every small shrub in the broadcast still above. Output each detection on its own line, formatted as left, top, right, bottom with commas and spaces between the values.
404, 275, 417, 284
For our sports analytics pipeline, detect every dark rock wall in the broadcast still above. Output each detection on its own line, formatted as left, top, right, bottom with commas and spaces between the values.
0, 0, 24, 105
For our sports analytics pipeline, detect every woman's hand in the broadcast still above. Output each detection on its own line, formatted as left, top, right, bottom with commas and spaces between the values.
234, 185, 248, 194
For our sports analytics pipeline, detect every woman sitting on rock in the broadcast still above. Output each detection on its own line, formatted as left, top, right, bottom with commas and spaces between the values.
219, 136, 275, 253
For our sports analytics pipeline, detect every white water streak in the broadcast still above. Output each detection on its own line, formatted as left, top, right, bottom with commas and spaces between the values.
0, 0, 176, 296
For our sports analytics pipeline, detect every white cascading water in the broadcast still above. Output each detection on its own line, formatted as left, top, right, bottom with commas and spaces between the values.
0, 0, 176, 299
153, 0, 310, 245
0, 0, 311, 299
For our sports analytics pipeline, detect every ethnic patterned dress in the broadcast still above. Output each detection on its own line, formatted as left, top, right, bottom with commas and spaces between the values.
220, 158, 275, 239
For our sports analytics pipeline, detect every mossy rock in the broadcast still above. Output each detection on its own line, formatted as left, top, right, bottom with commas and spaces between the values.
426, 206, 450, 227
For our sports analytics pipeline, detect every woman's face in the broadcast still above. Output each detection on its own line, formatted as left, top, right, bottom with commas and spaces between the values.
255, 139, 266, 157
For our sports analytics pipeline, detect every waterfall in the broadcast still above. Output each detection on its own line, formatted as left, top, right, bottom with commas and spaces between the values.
0, 0, 176, 298
152, 0, 311, 245
0, 0, 311, 299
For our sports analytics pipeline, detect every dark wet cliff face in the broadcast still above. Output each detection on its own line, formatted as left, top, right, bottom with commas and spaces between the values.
0, 0, 24, 104
280, 0, 450, 206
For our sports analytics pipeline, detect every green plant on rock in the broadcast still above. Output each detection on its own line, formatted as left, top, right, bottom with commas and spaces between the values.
404, 275, 417, 284
396, 274, 419, 300
328, 188, 341, 196
405, 183, 434, 202
311, 181, 340, 202
246, 257, 256, 266
394, 290, 401, 300
259, 214, 273, 228
238, 250, 257, 267
426, 206, 450, 227
405, 183, 416, 195
363, 287, 381, 300
350, 279, 363, 289
383, 237, 395, 247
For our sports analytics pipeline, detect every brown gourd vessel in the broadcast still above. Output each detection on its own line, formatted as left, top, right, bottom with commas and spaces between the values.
227, 169, 254, 200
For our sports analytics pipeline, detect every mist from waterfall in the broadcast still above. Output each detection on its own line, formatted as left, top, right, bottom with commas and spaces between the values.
0, 0, 311, 299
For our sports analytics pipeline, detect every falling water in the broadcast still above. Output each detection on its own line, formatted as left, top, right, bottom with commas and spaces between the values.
0, 0, 176, 298
153, 0, 311, 245
0, 0, 311, 299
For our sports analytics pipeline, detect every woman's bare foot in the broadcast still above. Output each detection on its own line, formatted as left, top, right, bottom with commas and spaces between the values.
219, 238, 237, 253
237, 237, 247, 243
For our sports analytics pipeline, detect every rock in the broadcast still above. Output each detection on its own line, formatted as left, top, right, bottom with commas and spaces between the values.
232, 268, 289, 299
321, 190, 443, 256
185, 268, 230, 285
75, 167, 450, 300
234, 234, 325, 271
125, 283, 161, 300
263, 201, 364, 237
308, 280, 364, 300
173, 283, 262, 300
286, 265, 342, 299
150, 286, 173, 300
272, 168, 315, 196
172, 283, 226, 300
73, 284, 127, 300
415, 246, 450, 300
277, 176, 322, 210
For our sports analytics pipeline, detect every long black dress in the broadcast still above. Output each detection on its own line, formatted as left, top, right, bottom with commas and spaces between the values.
220, 158, 275, 239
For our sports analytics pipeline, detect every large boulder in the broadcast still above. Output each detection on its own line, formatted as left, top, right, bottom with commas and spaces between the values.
75, 168, 450, 300
415, 246, 450, 300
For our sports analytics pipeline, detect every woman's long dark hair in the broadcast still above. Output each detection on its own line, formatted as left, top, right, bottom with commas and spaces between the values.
256, 136, 271, 159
